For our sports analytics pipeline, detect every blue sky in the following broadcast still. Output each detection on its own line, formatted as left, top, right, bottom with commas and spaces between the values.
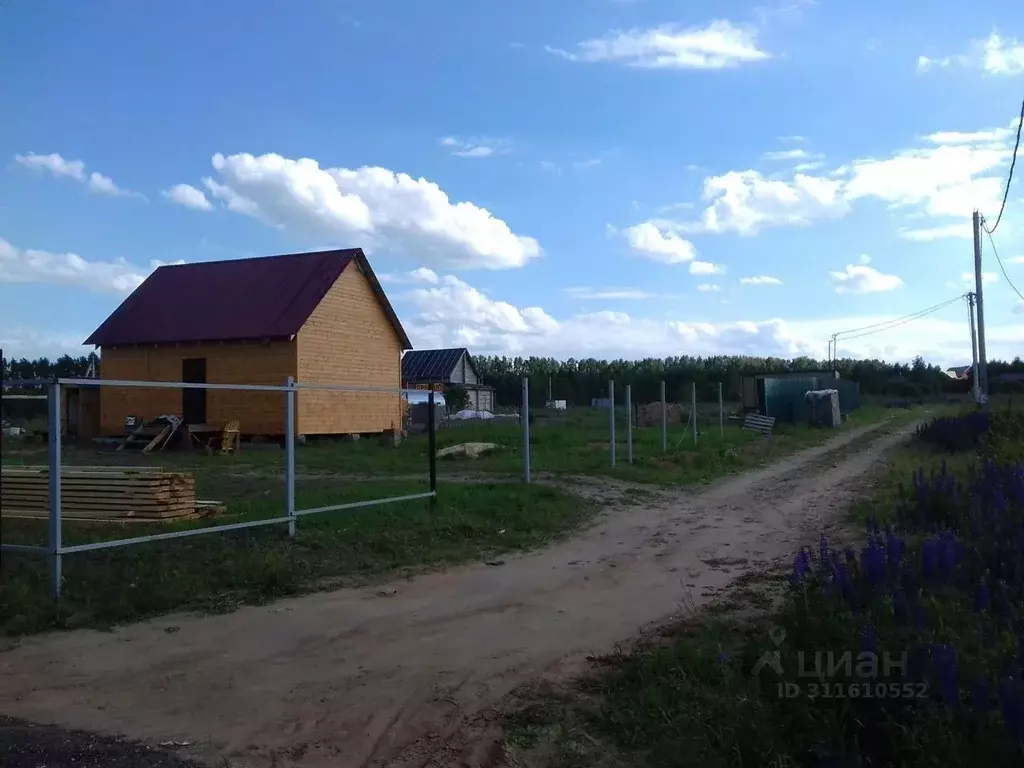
2, 0, 1024, 366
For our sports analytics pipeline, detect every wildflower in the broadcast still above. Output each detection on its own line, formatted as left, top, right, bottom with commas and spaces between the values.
931, 644, 959, 707
791, 549, 812, 586
976, 579, 992, 613
892, 589, 909, 623
972, 678, 992, 712
859, 624, 877, 655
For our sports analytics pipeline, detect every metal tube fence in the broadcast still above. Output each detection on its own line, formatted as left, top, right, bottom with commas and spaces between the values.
522, 377, 531, 484
608, 380, 616, 468
691, 382, 698, 446
660, 380, 667, 454
719, 381, 724, 440
625, 384, 633, 464
0, 377, 440, 599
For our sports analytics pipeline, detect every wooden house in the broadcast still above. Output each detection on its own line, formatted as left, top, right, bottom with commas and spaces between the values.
84, 248, 412, 437
401, 347, 495, 412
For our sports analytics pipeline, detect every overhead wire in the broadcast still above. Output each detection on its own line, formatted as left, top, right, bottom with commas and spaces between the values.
833, 294, 966, 341
982, 221, 1024, 304
837, 298, 966, 343
983, 96, 1024, 235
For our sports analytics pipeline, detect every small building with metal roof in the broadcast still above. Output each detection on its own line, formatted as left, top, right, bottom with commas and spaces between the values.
401, 348, 495, 412
84, 248, 411, 437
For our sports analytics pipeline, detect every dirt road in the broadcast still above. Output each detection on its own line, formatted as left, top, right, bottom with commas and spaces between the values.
0, 421, 913, 768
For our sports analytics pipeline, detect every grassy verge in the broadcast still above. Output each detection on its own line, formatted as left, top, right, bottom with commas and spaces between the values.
0, 481, 593, 637
503, 404, 1024, 768
3, 405, 922, 492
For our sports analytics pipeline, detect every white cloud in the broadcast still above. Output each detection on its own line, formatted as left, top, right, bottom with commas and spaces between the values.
693, 170, 848, 235
162, 183, 213, 211
918, 32, 1024, 76
858, 254, 872, 265
379, 267, 440, 285
763, 148, 819, 161
15, 152, 85, 180
564, 286, 658, 300
623, 220, 697, 263
924, 128, 1014, 144
14, 152, 138, 197
439, 136, 506, 158
689, 260, 723, 275
0, 326, 92, 360
87, 172, 134, 197
696, 283, 720, 292
200, 152, 540, 270
981, 32, 1024, 75
829, 264, 903, 294
957, 271, 998, 288
546, 20, 771, 70
843, 144, 1007, 218
899, 223, 972, 241
0, 238, 162, 294
406, 275, 560, 349
1007, 255, 1024, 265
653, 120, 1014, 240
740, 275, 782, 285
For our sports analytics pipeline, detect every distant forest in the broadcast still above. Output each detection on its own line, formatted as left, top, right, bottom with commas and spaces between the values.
4, 352, 1023, 405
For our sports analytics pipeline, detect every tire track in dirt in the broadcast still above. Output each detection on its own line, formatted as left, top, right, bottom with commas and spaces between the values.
0, 419, 918, 768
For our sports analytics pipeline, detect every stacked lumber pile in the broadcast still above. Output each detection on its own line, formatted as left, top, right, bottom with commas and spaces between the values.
0, 466, 204, 522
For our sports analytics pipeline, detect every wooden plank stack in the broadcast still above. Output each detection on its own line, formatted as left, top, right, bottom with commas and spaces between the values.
0, 465, 201, 521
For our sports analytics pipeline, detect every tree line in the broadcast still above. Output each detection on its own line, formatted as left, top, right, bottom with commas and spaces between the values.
4, 352, 1024, 405
473, 354, 1024, 406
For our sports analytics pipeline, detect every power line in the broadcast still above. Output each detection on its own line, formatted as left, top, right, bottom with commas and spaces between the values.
837, 296, 965, 343
983, 96, 1024, 235
982, 221, 1024, 304
834, 294, 966, 340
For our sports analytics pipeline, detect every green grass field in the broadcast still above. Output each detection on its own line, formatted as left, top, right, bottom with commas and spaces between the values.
0, 402, 926, 637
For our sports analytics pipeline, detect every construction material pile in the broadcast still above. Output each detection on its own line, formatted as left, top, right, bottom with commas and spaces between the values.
0, 465, 209, 522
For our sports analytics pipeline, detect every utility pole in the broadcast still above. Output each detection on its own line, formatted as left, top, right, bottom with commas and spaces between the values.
967, 292, 980, 404
829, 333, 838, 371
973, 210, 989, 405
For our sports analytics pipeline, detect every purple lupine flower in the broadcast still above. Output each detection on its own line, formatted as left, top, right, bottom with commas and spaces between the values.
931, 644, 959, 707
819, 533, 830, 566
860, 537, 887, 587
999, 677, 1024, 741
972, 678, 992, 712
922, 540, 938, 582
893, 589, 909, 623
976, 580, 992, 612
791, 548, 812, 586
908, 646, 930, 682
859, 624, 877, 655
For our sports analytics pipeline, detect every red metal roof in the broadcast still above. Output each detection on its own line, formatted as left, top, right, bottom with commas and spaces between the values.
84, 248, 412, 348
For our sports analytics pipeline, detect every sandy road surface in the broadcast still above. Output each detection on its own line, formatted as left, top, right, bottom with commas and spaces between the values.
0, 421, 915, 768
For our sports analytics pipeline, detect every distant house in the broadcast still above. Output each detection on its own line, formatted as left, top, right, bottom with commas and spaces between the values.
401, 348, 495, 412
84, 248, 411, 437
945, 365, 972, 380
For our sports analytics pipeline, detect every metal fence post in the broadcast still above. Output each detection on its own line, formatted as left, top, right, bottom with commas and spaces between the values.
47, 380, 63, 599
609, 380, 616, 468
625, 384, 633, 464
285, 376, 296, 536
718, 381, 724, 439
692, 382, 698, 447
428, 390, 438, 501
521, 378, 531, 483
660, 380, 667, 453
